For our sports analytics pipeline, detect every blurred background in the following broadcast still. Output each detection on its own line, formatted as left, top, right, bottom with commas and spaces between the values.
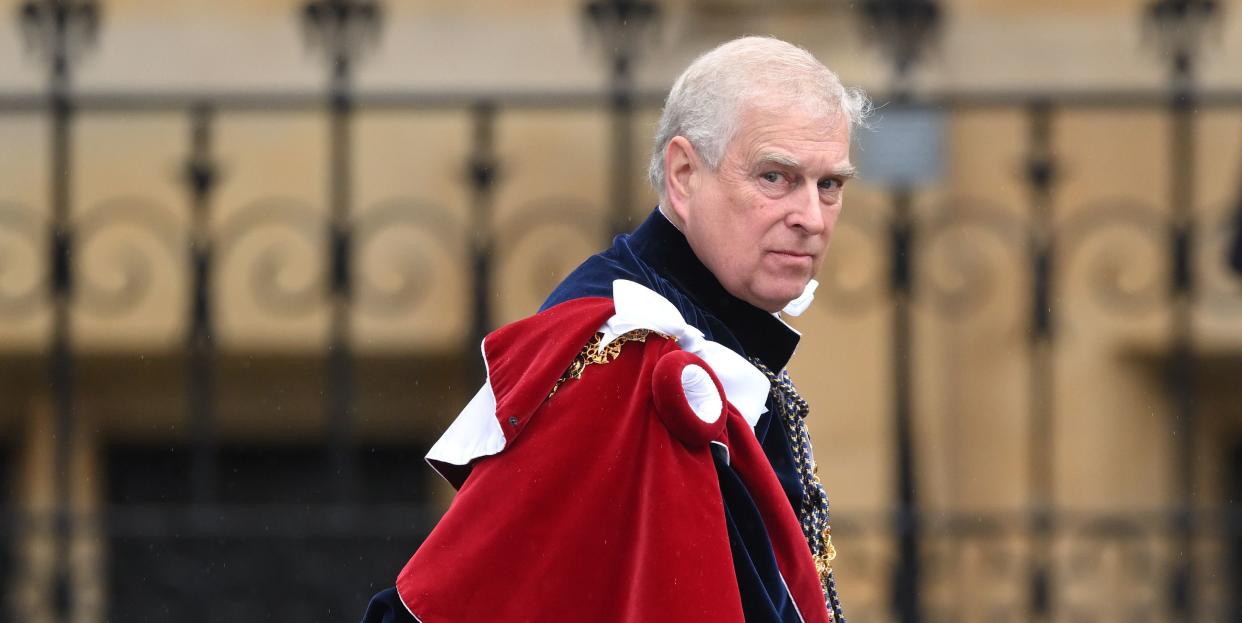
1, 0, 1241, 621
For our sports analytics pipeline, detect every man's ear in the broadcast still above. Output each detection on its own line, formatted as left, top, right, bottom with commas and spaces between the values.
663, 136, 700, 226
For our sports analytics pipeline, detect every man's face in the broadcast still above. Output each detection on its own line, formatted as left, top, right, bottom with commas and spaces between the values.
678, 105, 854, 312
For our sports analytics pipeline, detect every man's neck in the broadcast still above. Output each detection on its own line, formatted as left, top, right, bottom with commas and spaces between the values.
656, 204, 681, 231
628, 209, 800, 371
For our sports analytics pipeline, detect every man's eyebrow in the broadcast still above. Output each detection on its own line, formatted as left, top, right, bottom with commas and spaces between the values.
831, 164, 858, 179
755, 152, 801, 169
755, 152, 857, 179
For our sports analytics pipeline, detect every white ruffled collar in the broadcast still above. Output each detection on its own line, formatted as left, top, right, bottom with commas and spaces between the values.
602, 280, 770, 427
425, 280, 774, 480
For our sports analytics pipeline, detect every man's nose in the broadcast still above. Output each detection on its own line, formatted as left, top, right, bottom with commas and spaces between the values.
787, 185, 826, 235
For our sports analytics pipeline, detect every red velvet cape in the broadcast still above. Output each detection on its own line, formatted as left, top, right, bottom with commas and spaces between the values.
396, 297, 830, 623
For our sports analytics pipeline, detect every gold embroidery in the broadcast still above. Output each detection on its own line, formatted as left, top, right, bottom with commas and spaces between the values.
546, 329, 659, 399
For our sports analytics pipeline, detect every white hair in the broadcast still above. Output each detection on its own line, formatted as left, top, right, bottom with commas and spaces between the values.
648, 36, 870, 201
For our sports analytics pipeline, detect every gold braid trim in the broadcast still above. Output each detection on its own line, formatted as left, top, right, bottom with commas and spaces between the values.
814, 525, 838, 581
546, 329, 663, 399
812, 461, 838, 583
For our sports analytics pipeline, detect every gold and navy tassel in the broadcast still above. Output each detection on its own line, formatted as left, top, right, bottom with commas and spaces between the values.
750, 359, 846, 623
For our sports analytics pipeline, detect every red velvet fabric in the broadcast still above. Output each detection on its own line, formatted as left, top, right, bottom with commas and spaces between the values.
481, 297, 617, 447
396, 297, 829, 622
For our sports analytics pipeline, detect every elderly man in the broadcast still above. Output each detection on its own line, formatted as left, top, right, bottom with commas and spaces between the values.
362, 36, 866, 623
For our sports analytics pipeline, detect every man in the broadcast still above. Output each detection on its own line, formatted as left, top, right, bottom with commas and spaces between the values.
362, 36, 867, 622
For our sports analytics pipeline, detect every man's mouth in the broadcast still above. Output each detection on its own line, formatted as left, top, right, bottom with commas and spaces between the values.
766, 250, 816, 266
768, 250, 815, 259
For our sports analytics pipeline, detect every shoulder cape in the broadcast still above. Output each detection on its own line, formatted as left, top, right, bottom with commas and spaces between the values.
395, 286, 830, 623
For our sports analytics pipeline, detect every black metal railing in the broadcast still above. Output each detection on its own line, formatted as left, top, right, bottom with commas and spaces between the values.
102, 443, 437, 622
0, 86, 1237, 623
0, 84, 1239, 623
2, 1, 1241, 622
830, 510, 1237, 621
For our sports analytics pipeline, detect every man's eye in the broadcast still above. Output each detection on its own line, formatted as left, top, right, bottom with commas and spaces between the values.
819, 178, 842, 191
761, 172, 783, 183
